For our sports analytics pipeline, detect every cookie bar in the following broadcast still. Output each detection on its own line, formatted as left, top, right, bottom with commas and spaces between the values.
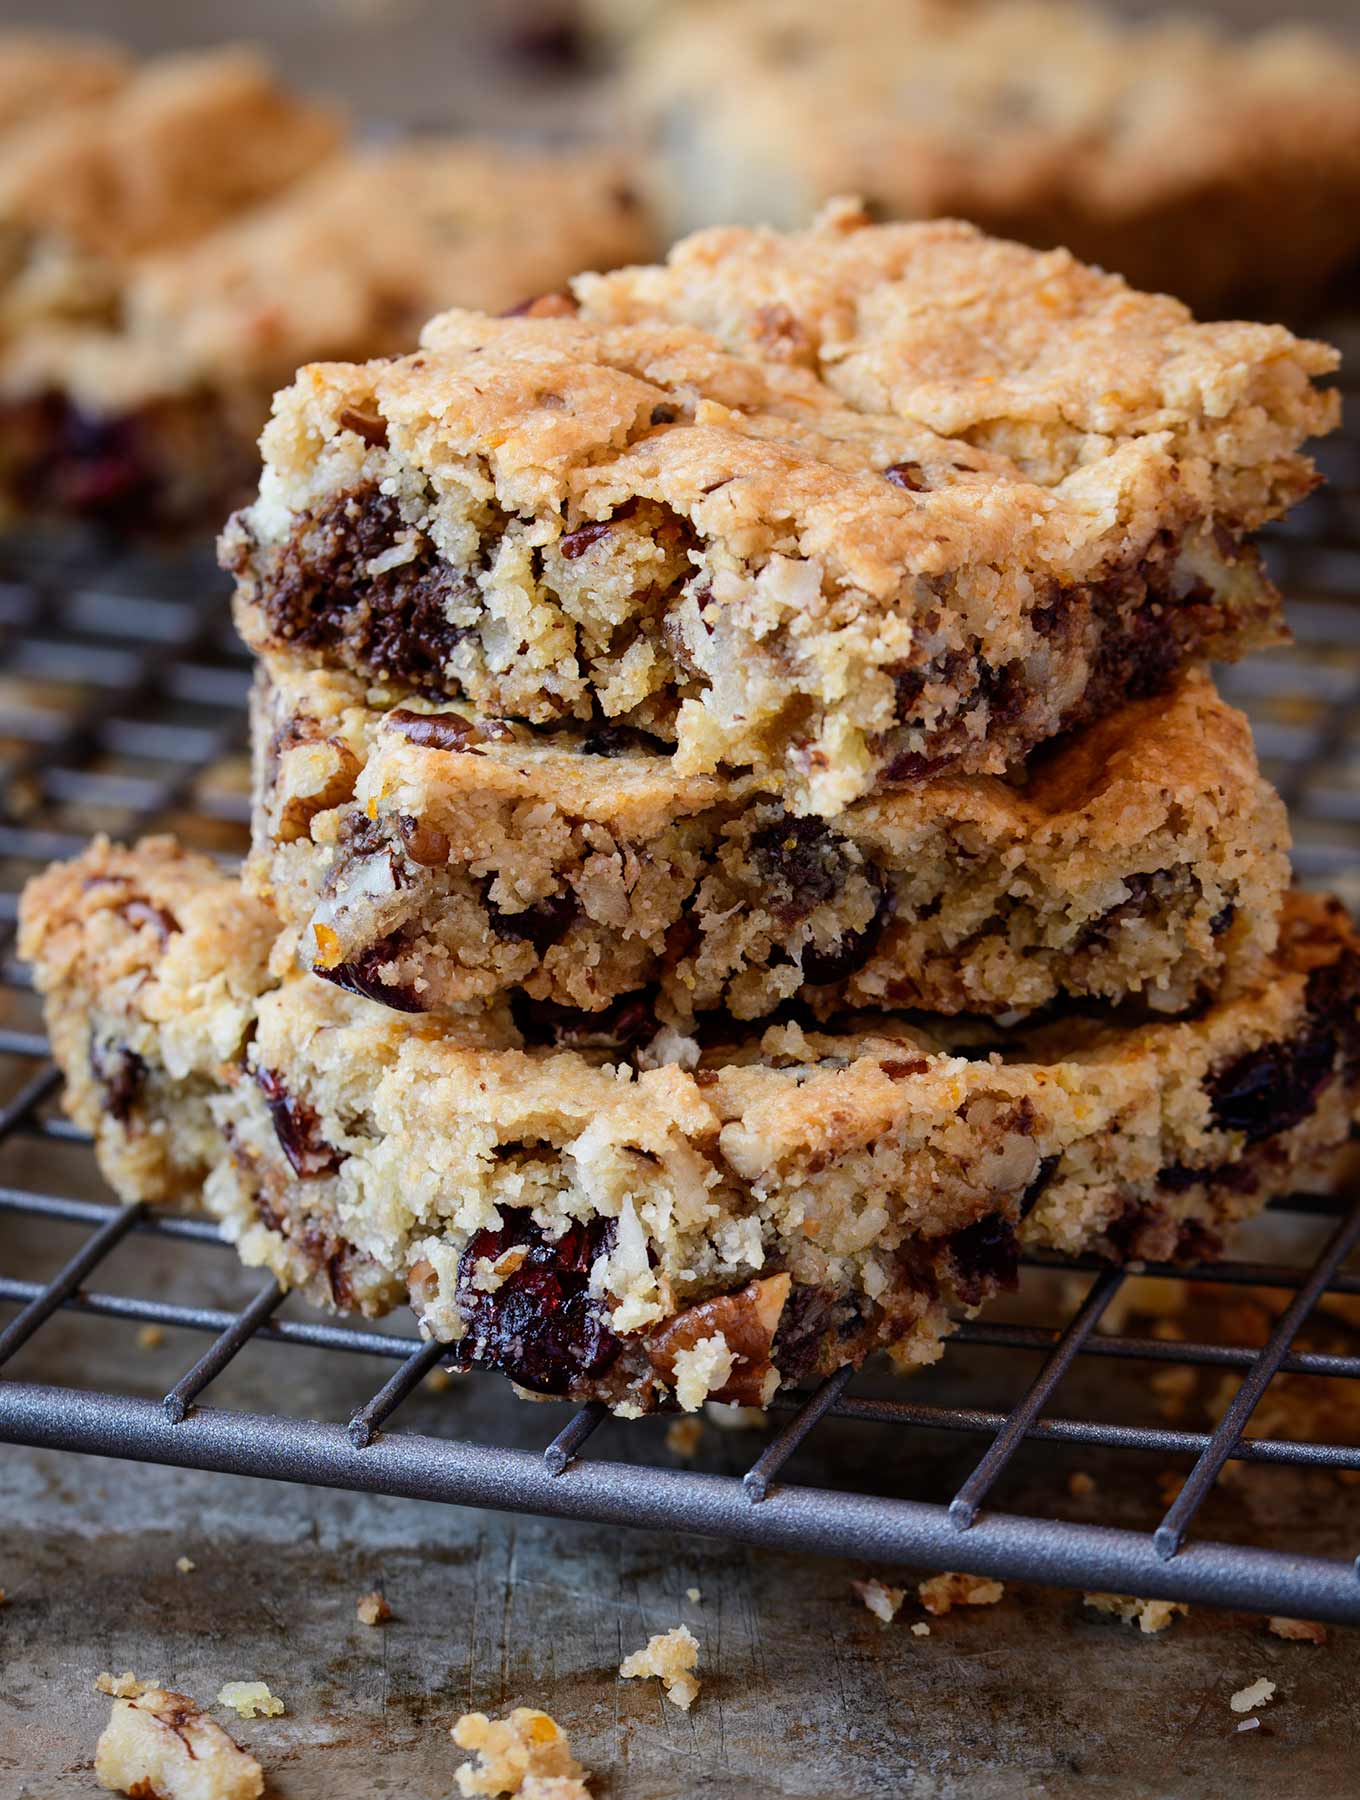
251, 658, 1289, 1024
0, 140, 651, 531
22, 842, 1360, 1412
222, 209, 1334, 816
0, 47, 340, 334
619, 0, 1360, 316
16, 836, 400, 1316
0, 31, 130, 137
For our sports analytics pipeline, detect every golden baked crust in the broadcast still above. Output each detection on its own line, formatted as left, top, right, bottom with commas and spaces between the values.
620, 0, 1360, 314
223, 210, 1333, 813
22, 841, 1360, 1413
250, 658, 1289, 1022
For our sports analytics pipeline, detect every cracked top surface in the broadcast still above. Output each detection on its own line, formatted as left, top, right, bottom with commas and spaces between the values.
233, 209, 1335, 810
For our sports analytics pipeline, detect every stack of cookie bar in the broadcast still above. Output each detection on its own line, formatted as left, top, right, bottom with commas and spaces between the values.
23, 207, 1360, 1415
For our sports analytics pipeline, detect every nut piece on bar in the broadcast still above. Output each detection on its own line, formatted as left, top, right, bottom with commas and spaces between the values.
22, 842, 1360, 1414
250, 658, 1289, 1024
222, 209, 1335, 816
0, 140, 654, 531
616, 0, 1360, 315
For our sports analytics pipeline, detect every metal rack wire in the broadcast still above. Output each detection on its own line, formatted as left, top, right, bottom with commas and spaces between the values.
6, 341, 1360, 1622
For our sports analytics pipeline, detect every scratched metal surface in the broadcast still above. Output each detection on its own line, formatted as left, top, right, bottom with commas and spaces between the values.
3, 3, 1360, 1797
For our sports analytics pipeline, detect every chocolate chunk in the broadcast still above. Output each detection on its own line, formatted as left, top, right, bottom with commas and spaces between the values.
878, 1057, 930, 1080
485, 885, 578, 953
1209, 903, 1236, 937
650, 404, 678, 427
946, 1211, 1020, 1306
90, 1036, 146, 1124
231, 484, 476, 698
454, 1210, 619, 1395
511, 990, 657, 1051
1157, 1158, 1260, 1196
254, 1066, 342, 1177
580, 720, 670, 757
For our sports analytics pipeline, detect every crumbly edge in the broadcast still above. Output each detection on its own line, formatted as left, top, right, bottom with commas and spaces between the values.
222, 213, 1334, 809
26, 841, 1360, 1413
249, 658, 1288, 1023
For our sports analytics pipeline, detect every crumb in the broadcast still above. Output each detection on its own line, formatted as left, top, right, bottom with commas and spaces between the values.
357, 1589, 392, 1626
136, 1325, 166, 1350
1151, 1320, 1186, 1342
1237, 1717, 1261, 1733
704, 1401, 768, 1430
1230, 1678, 1277, 1713
175, 1556, 195, 1575
911, 1621, 931, 1637
1150, 1366, 1198, 1421
1268, 1616, 1326, 1644
685, 1587, 701, 1604
1156, 1471, 1186, 1506
425, 1366, 455, 1393
665, 1417, 704, 1459
1083, 1593, 1187, 1633
216, 1681, 284, 1720
619, 1624, 701, 1711
852, 1578, 905, 1624
918, 1572, 1004, 1616
1068, 1472, 1097, 1499
451, 1705, 591, 1797
94, 1671, 264, 1799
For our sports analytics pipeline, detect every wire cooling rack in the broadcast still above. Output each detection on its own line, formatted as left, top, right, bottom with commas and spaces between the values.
6, 336, 1360, 1623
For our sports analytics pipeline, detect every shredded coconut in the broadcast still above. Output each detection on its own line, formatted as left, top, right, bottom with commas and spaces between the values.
671, 1335, 734, 1411
918, 1572, 1004, 1616
852, 1579, 905, 1624
216, 1682, 284, 1720
1230, 1678, 1276, 1714
451, 1706, 591, 1797
619, 1624, 701, 1711
94, 1671, 264, 1800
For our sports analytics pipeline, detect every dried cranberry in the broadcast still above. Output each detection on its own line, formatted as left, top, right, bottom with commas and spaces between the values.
254, 1066, 342, 1177
801, 884, 891, 986
317, 939, 427, 1013
559, 519, 615, 559
1019, 1153, 1060, 1219
454, 1210, 619, 1394
90, 1037, 146, 1124
751, 815, 851, 924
